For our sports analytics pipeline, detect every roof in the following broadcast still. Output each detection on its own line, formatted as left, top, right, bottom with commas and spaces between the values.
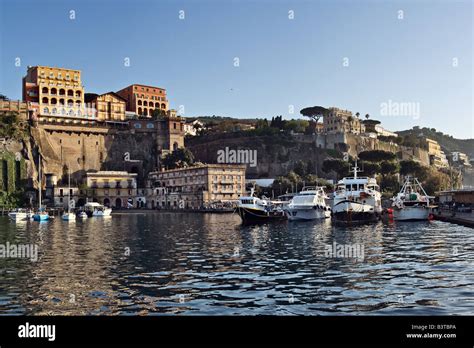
84, 92, 127, 103
117, 84, 166, 92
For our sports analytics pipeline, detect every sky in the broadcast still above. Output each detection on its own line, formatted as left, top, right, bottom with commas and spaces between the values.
0, 0, 472, 138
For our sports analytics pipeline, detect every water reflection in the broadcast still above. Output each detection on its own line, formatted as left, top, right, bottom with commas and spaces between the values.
0, 213, 473, 315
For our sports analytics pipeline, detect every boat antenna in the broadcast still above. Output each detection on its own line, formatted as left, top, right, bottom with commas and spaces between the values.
352, 160, 362, 179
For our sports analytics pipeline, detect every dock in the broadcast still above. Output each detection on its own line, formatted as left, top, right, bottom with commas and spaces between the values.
432, 211, 474, 228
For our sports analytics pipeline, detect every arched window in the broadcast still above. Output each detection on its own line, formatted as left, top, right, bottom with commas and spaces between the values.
59, 88, 65, 96
42, 97, 49, 104
161, 103, 166, 109
137, 100, 142, 106
51, 98, 57, 105
59, 99, 65, 106
67, 89, 74, 96
43, 107, 49, 114
143, 101, 148, 106
144, 109, 148, 116
75, 90, 81, 98
67, 99, 74, 107
52, 108, 57, 114
173, 142, 179, 151
138, 107, 142, 115
51, 88, 57, 95
61, 108, 67, 115
76, 101, 81, 107
42, 87, 48, 94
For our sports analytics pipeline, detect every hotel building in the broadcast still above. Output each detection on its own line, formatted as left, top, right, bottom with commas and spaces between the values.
22, 66, 87, 119
84, 92, 126, 122
323, 107, 365, 134
147, 164, 246, 209
116, 84, 169, 118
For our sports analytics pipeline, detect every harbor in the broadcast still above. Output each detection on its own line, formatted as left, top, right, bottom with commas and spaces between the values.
1, 212, 473, 315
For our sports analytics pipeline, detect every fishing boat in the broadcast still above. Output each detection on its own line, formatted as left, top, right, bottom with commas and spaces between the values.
236, 189, 286, 224
61, 166, 76, 221
33, 157, 50, 222
332, 162, 382, 224
391, 177, 433, 221
284, 186, 331, 221
84, 202, 112, 217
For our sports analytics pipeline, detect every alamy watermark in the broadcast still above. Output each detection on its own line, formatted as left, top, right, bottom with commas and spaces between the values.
380, 99, 420, 120
324, 241, 365, 262
217, 147, 257, 167
0, 242, 38, 262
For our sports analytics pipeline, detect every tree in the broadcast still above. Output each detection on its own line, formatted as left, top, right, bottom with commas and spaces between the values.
322, 159, 351, 179
358, 150, 397, 162
152, 108, 167, 120
300, 106, 329, 124
399, 160, 428, 180
359, 161, 381, 176
380, 160, 400, 176
162, 148, 195, 169
293, 160, 308, 177
365, 113, 370, 120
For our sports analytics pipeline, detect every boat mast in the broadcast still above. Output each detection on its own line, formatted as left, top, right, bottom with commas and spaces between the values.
38, 156, 42, 210
68, 165, 71, 213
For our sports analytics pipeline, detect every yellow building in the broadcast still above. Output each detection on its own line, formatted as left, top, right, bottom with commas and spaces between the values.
424, 138, 448, 168
22, 65, 87, 119
86, 171, 138, 208
323, 107, 365, 134
85, 92, 126, 121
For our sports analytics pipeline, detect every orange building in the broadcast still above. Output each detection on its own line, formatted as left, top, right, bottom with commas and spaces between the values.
22, 65, 85, 118
116, 84, 169, 117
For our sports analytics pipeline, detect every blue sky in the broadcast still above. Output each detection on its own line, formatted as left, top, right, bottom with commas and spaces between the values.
0, 0, 472, 138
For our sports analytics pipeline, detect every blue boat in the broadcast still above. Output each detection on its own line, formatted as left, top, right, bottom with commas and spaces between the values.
33, 157, 50, 222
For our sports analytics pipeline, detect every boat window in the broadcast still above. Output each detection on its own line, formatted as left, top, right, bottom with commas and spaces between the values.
345, 184, 351, 191
359, 184, 365, 191
352, 184, 358, 191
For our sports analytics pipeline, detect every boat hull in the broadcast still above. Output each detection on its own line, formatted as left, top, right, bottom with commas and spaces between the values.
8, 212, 28, 221
393, 206, 430, 221
285, 207, 330, 221
332, 200, 379, 223
61, 213, 76, 221
236, 207, 286, 224
33, 214, 49, 221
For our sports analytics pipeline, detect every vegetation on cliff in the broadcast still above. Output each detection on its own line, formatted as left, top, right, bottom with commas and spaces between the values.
162, 148, 195, 170
0, 111, 29, 141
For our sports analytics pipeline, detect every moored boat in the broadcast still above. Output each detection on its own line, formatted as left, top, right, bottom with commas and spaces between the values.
84, 202, 112, 217
332, 162, 382, 224
236, 189, 286, 224
284, 186, 331, 221
391, 177, 433, 221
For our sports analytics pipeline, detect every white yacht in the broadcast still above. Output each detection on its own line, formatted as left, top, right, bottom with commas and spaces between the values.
8, 209, 32, 221
333, 162, 382, 223
391, 177, 433, 221
236, 189, 286, 224
284, 186, 331, 221
84, 202, 112, 217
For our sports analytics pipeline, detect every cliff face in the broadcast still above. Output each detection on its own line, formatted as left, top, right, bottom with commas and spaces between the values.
186, 132, 425, 178
27, 124, 162, 186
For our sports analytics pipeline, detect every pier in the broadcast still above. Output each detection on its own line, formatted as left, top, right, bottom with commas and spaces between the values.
433, 210, 474, 228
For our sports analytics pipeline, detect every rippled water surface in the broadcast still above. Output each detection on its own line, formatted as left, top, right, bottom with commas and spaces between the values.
0, 213, 473, 315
